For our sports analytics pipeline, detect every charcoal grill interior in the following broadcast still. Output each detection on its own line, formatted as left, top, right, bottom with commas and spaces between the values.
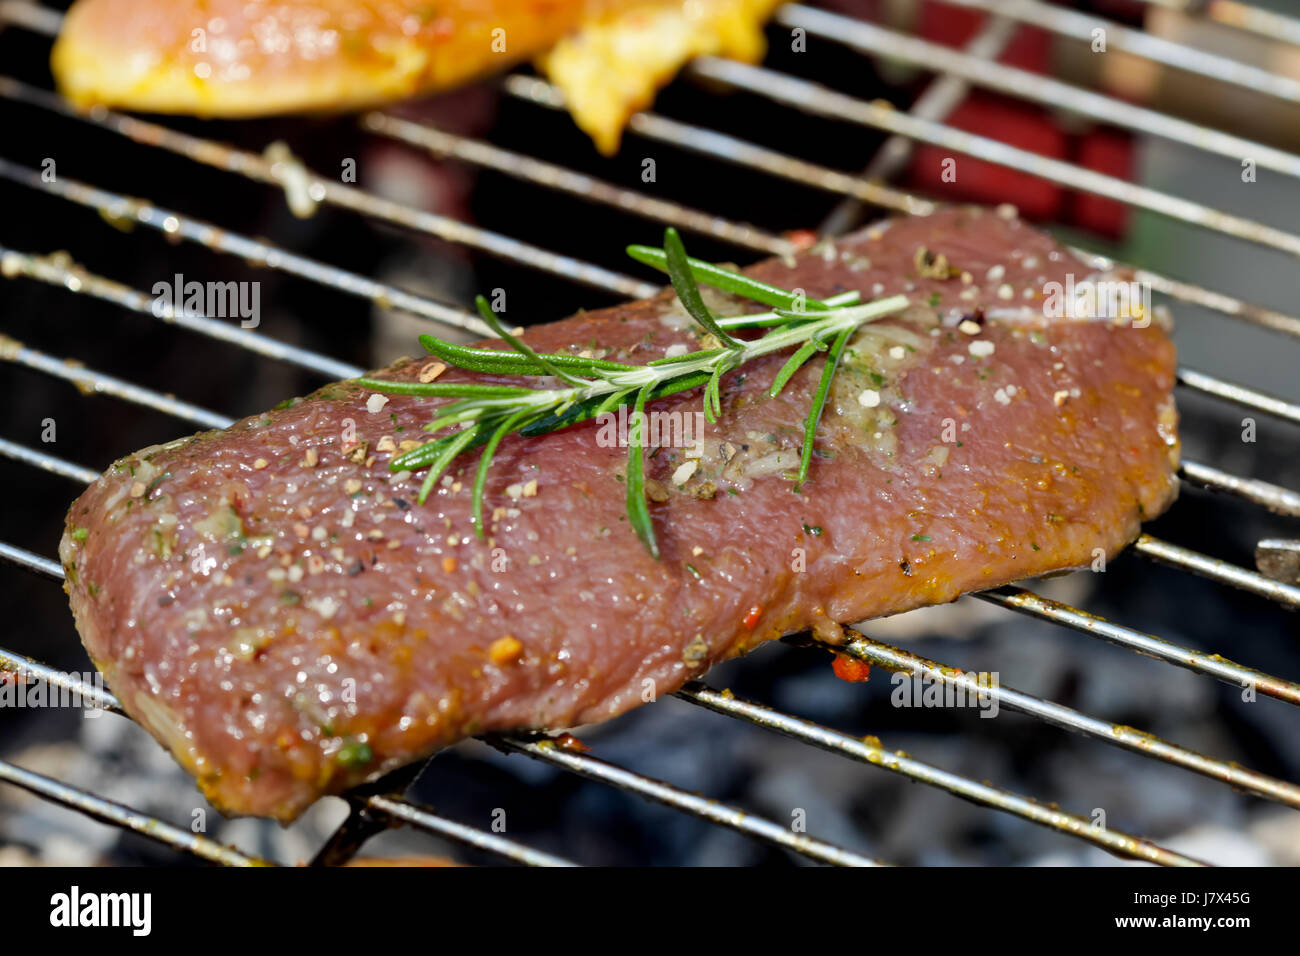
1, 0, 1299, 867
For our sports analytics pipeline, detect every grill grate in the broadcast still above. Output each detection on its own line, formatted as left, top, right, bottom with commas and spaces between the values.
1, 0, 1298, 867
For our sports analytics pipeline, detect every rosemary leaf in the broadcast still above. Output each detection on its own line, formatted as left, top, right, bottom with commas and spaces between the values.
795, 325, 853, 491
628, 243, 832, 312
417, 425, 482, 505
768, 338, 827, 398
472, 410, 532, 537
475, 296, 591, 387
355, 377, 537, 399
625, 381, 659, 559
661, 228, 743, 349
418, 335, 635, 374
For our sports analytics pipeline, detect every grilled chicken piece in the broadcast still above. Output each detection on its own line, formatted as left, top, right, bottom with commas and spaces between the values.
51, 0, 781, 154
60, 207, 1179, 821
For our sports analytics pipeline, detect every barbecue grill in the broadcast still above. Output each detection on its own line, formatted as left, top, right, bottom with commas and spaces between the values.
1, 0, 1298, 867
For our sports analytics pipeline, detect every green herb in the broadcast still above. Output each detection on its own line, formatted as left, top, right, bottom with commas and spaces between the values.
71, 527, 89, 542
360, 229, 908, 558
335, 739, 373, 769
911, 533, 931, 542
802, 523, 823, 536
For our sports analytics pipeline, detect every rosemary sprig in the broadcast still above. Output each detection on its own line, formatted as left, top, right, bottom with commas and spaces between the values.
357, 230, 908, 557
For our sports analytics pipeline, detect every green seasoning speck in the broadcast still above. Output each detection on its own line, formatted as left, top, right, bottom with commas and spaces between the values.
71, 527, 89, 542
928, 293, 941, 307
1031, 542, 1041, 551
802, 523, 823, 536
685, 564, 701, 578
336, 740, 373, 769
911, 534, 931, 542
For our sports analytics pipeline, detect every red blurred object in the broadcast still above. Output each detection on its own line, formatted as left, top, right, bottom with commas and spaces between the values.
903, 3, 1133, 239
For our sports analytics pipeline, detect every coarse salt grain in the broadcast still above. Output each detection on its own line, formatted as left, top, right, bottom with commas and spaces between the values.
857, 389, 881, 408
672, 461, 698, 486
969, 340, 995, 358
366, 393, 389, 414
958, 319, 980, 335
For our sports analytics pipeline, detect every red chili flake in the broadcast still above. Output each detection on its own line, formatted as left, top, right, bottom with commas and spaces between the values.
784, 229, 818, 251
832, 655, 871, 683
742, 605, 763, 630
554, 733, 591, 754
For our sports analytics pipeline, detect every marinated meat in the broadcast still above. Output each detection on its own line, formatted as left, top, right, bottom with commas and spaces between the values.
60, 206, 1180, 820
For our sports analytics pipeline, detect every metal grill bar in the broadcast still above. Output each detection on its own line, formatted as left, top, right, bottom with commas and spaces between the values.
0, 436, 98, 485
494, 734, 883, 865
363, 795, 577, 867
1135, 0, 1300, 47
687, 57, 1300, 259
1179, 460, 1300, 519
938, 0, 1300, 103
977, 586, 1300, 704
0, 79, 655, 301
781, 4, 1300, 181
0, 241, 363, 380
819, 14, 1018, 236
501, 74, 935, 216
678, 681, 1207, 865
0, 335, 230, 430
0, 145, 487, 336
0, 758, 268, 866
1134, 534, 1300, 606
361, 112, 793, 257
810, 631, 1300, 809
503, 75, 1300, 342
1178, 367, 1300, 425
